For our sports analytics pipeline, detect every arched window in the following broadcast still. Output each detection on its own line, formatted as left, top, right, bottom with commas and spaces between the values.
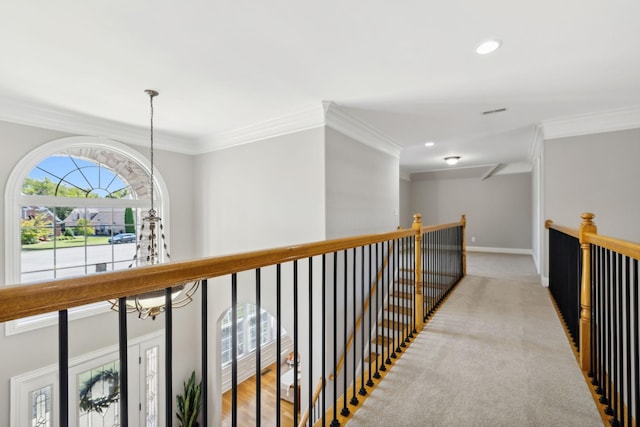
4, 136, 170, 334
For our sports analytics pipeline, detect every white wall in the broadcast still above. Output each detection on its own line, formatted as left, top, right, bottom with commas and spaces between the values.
542, 128, 640, 278
544, 128, 640, 242
0, 119, 198, 426
324, 127, 400, 238
410, 171, 533, 251
193, 127, 327, 424
193, 127, 326, 257
399, 176, 412, 229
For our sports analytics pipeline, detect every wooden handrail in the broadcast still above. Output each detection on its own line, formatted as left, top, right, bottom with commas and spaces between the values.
583, 231, 640, 259
545, 219, 580, 239
298, 376, 325, 427
546, 217, 640, 259
0, 228, 415, 323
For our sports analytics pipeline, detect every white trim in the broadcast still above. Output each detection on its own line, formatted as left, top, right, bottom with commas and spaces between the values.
542, 106, 640, 140
541, 275, 549, 288
323, 101, 402, 158
466, 246, 533, 256
0, 95, 195, 154
194, 101, 403, 158
9, 331, 163, 427
194, 104, 325, 153
4, 136, 171, 335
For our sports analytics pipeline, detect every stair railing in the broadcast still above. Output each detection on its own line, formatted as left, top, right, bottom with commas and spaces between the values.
1, 214, 466, 427
547, 213, 640, 427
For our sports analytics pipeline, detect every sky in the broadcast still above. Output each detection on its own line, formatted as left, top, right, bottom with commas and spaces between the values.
28, 155, 128, 198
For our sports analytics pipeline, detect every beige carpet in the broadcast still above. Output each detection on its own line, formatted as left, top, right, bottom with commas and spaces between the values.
347, 253, 602, 427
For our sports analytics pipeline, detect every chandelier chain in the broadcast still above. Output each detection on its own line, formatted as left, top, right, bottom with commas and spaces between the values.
148, 91, 155, 212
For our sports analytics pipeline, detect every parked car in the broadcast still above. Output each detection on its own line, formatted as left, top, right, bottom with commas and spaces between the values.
108, 233, 136, 244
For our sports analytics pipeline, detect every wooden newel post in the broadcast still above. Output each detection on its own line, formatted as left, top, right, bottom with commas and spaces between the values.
412, 214, 424, 331
579, 212, 596, 371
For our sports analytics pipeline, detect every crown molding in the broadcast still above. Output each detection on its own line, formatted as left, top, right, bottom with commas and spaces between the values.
195, 101, 403, 158
0, 94, 403, 157
323, 101, 402, 158
542, 106, 640, 140
194, 103, 325, 153
0, 95, 196, 154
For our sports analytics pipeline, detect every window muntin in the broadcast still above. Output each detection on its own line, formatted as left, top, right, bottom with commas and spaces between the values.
220, 304, 278, 366
5, 137, 170, 335
18, 149, 152, 283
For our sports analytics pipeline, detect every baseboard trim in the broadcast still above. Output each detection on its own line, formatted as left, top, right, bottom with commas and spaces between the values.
466, 246, 533, 256
541, 275, 549, 288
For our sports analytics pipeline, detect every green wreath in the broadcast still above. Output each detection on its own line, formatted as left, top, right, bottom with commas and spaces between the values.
78, 369, 120, 414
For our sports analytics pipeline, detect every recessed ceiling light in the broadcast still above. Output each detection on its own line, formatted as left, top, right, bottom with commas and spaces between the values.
424, 142, 435, 147
476, 39, 502, 55
445, 156, 461, 166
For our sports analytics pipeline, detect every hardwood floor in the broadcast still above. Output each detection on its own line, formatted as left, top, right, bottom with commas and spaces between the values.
221, 363, 298, 427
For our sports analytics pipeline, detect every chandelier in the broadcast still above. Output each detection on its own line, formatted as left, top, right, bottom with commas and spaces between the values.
111, 90, 198, 319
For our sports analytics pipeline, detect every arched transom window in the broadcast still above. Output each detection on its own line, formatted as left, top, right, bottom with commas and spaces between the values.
5, 136, 169, 333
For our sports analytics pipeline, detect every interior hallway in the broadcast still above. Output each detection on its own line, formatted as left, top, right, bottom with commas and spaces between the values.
347, 251, 603, 426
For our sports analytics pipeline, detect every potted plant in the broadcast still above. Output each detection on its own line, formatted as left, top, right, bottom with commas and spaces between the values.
176, 371, 202, 427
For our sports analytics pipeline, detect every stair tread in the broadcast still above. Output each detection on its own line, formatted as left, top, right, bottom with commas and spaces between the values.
385, 305, 412, 315
392, 291, 413, 299
371, 335, 390, 346
379, 319, 408, 330
364, 352, 379, 363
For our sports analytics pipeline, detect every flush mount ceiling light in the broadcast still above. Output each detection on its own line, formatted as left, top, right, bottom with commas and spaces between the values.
445, 156, 461, 166
475, 39, 502, 55
424, 142, 435, 147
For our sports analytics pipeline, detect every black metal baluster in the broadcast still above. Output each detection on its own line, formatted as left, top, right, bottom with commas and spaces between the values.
612, 253, 619, 423
624, 255, 631, 427
201, 280, 208, 427
359, 245, 367, 397
395, 239, 402, 355
373, 242, 381, 380
308, 257, 313, 427
166, 288, 173, 427
276, 265, 282, 427
633, 259, 639, 426
614, 253, 623, 427
59, 310, 68, 427
366, 244, 374, 387
255, 271, 261, 427
293, 260, 300, 426
341, 250, 350, 417
391, 239, 398, 360
404, 237, 411, 344
322, 255, 327, 427
589, 248, 596, 381
331, 252, 339, 427
595, 246, 604, 396
350, 247, 359, 406
386, 240, 392, 364
380, 241, 388, 373
119, 298, 129, 427
603, 250, 613, 414
231, 274, 238, 427
398, 238, 404, 348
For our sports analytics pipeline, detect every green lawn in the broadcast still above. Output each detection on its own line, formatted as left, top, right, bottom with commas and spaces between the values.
22, 236, 111, 250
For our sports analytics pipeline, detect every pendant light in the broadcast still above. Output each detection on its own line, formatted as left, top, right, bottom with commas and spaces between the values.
111, 90, 198, 319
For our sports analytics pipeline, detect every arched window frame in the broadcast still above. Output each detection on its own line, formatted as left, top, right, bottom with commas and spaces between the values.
4, 136, 171, 335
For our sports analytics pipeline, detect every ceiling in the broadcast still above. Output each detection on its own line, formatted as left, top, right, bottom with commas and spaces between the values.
1, 1, 639, 176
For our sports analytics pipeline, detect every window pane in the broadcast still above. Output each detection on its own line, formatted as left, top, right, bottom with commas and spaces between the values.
30, 385, 52, 427
146, 346, 159, 427
77, 360, 120, 427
